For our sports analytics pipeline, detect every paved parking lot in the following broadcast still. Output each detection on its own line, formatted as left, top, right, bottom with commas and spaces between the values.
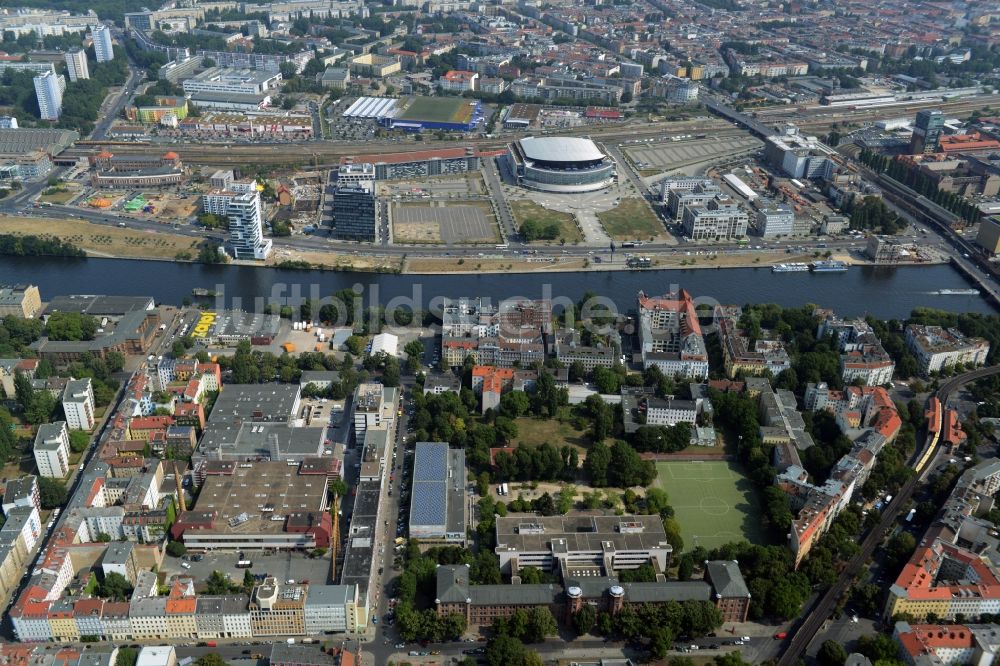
163, 548, 334, 587
625, 135, 762, 171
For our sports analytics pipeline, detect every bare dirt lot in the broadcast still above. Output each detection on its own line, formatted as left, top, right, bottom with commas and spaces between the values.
393, 201, 499, 244
268, 247, 403, 272
0, 216, 201, 259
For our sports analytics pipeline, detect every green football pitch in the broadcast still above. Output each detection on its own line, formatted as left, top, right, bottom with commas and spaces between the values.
653, 460, 764, 551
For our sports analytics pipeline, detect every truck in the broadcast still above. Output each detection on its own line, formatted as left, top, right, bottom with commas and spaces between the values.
905, 508, 916, 522
286, 638, 295, 645
501, 482, 509, 496
885, 494, 893, 505
206, 641, 217, 648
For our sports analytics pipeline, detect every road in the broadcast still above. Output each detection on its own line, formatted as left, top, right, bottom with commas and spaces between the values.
92, 64, 142, 141
777, 364, 1000, 666
11, 196, 875, 262
482, 157, 517, 242
1, 375, 130, 640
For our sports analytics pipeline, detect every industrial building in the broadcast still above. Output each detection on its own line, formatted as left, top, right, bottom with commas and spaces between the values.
192, 383, 329, 464
339, 147, 480, 181
182, 67, 282, 97
506, 136, 616, 193
170, 460, 332, 550
408, 442, 466, 543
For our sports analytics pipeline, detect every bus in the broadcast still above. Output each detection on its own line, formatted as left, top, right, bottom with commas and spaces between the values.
495, 244, 509, 250
736, 239, 749, 246
236, 560, 253, 568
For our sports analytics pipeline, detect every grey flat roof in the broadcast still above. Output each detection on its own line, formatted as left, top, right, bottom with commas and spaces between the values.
43, 295, 154, 316
304, 584, 354, 607
202, 383, 299, 430
0, 127, 78, 156
198, 422, 326, 459
518, 136, 605, 163
495, 513, 669, 554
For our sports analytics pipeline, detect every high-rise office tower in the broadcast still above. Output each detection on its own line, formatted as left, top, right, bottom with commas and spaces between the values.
332, 184, 377, 242
910, 109, 944, 154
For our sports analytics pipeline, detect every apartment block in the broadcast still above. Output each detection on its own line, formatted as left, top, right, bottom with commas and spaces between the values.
905, 325, 990, 377
717, 310, 791, 379
637, 290, 709, 379
93, 25, 114, 63
440, 297, 551, 369
63, 378, 96, 430
64, 49, 90, 82
33, 71, 65, 121
818, 313, 896, 386
33, 421, 71, 478
894, 621, 1000, 666
553, 328, 620, 371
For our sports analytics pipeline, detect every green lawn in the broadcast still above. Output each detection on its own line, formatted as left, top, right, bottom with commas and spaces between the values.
397, 96, 471, 123
597, 198, 667, 241
511, 416, 590, 450
653, 460, 763, 551
509, 199, 582, 243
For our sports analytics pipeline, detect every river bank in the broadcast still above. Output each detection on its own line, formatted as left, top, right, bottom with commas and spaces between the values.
0, 214, 950, 275
0, 256, 991, 320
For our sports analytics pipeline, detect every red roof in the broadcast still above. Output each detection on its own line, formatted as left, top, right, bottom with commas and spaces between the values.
163, 151, 179, 160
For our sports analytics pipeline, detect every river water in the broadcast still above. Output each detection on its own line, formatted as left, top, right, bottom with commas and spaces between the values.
0, 256, 993, 319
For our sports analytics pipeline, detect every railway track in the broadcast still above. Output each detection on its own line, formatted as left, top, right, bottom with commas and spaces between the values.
776, 364, 1000, 666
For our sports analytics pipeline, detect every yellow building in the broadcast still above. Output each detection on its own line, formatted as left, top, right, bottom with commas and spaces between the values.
688, 65, 704, 80
0, 284, 42, 318
47, 601, 80, 642
250, 578, 306, 636
977, 216, 1000, 255
349, 53, 401, 78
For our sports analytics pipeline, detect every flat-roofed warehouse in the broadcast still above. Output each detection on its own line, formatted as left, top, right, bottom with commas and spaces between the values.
495, 514, 671, 578
502, 103, 542, 129
408, 441, 466, 544
0, 127, 78, 158
170, 460, 333, 550
193, 384, 330, 464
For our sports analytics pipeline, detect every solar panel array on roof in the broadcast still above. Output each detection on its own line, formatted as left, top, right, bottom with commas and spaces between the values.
410, 481, 448, 529
413, 441, 448, 482
409, 441, 450, 533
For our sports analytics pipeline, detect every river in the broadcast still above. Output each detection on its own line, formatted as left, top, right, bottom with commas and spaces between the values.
0, 257, 994, 319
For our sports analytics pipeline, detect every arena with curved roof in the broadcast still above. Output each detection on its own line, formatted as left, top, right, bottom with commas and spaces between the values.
506, 136, 616, 193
